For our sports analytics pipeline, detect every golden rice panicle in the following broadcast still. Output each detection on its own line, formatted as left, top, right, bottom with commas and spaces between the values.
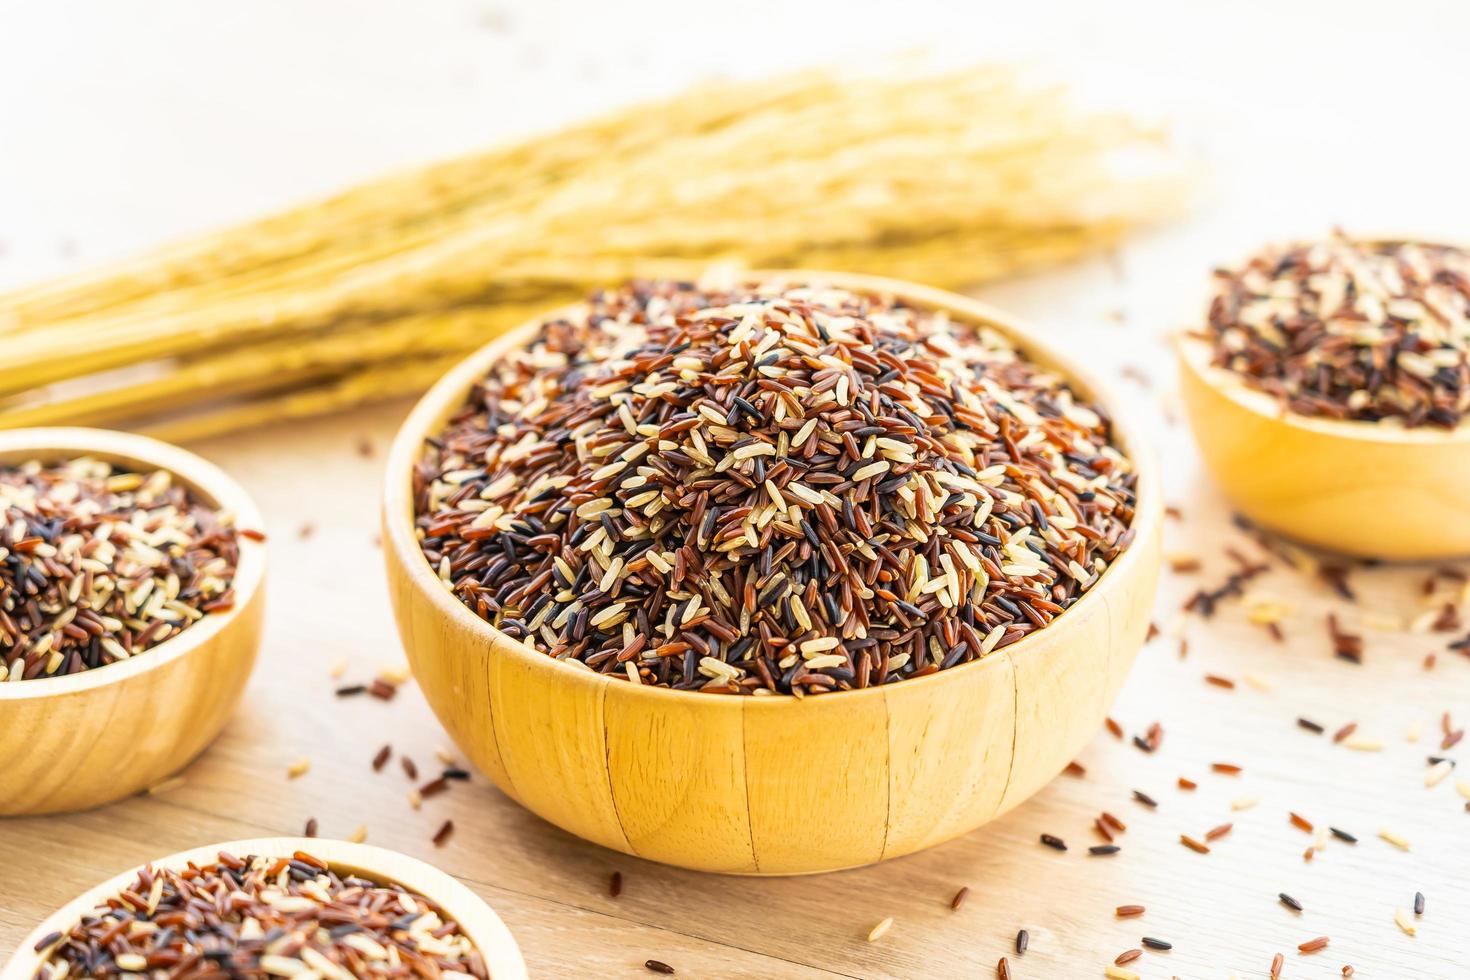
0, 65, 1192, 441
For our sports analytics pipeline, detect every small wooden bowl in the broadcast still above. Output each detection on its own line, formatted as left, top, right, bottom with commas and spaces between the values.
2, 837, 527, 980
0, 427, 267, 815
1177, 335, 1470, 559
384, 272, 1163, 875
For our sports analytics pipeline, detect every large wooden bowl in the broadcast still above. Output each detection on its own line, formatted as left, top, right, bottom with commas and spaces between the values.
384, 272, 1162, 875
2, 837, 527, 980
0, 427, 266, 815
1177, 335, 1470, 559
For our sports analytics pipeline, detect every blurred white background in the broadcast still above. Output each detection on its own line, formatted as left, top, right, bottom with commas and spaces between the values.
3, 0, 1468, 302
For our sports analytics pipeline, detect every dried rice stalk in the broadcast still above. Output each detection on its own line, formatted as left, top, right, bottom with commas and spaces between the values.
0, 65, 1192, 438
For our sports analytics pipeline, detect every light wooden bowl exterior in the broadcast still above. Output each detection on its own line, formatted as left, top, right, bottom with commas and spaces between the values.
1, 837, 527, 980
0, 428, 266, 815
384, 272, 1162, 875
1177, 337, 1470, 559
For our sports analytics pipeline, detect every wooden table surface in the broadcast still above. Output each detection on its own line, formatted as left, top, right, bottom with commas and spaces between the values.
4, 4, 1470, 976
2, 285, 1468, 978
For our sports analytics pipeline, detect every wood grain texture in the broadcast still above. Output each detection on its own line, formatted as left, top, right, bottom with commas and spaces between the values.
0, 428, 266, 815
1177, 337, 1470, 559
1, 836, 527, 980
382, 273, 1163, 875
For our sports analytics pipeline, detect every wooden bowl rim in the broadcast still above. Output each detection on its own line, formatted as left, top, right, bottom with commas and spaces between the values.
0, 426, 267, 702
2, 837, 527, 980
383, 270, 1162, 706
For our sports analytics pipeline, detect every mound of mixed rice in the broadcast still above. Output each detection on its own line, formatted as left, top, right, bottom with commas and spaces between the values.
31, 849, 486, 978
1205, 232, 1470, 427
415, 280, 1136, 696
1, 458, 240, 681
